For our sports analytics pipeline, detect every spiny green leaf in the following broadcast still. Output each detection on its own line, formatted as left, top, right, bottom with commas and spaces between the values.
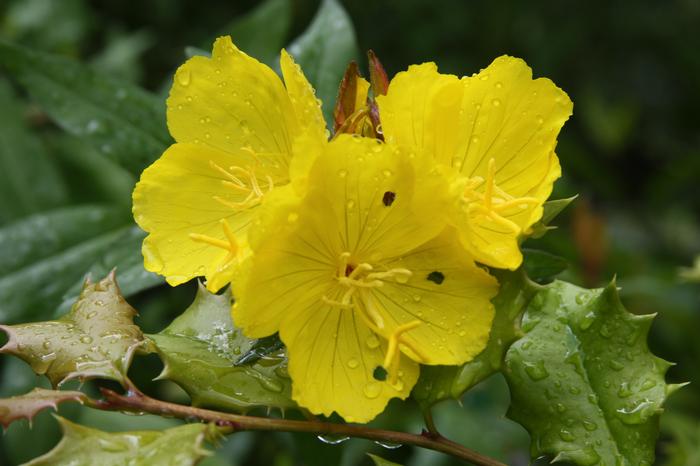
0, 78, 68, 225
23, 417, 213, 466
523, 248, 568, 283
367, 453, 404, 466
0, 39, 170, 174
504, 280, 676, 466
0, 205, 131, 323
0, 273, 149, 386
0, 388, 85, 429
530, 196, 577, 239
286, 0, 358, 126
412, 270, 536, 408
148, 284, 294, 413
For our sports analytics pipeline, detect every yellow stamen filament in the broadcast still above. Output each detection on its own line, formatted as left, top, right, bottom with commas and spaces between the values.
462, 158, 540, 234
209, 158, 274, 211
382, 320, 428, 384
189, 219, 239, 270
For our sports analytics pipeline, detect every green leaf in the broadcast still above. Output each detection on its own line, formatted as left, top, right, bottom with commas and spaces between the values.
225, 0, 291, 66
24, 417, 213, 466
367, 453, 404, 466
286, 0, 358, 125
0, 388, 85, 429
0, 39, 170, 174
504, 280, 677, 465
523, 248, 568, 283
412, 270, 536, 408
148, 284, 294, 413
530, 196, 577, 239
0, 78, 68, 224
0, 273, 149, 386
0, 205, 130, 323
59, 226, 164, 315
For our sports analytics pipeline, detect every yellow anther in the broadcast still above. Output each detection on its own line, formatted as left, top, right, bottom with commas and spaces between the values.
209, 158, 274, 211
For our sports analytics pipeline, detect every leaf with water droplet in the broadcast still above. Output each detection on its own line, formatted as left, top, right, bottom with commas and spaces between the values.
0, 272, 150, 386
148, 284, 294, 413
504, 279, 678, 465
522, 248, 568, 283
0, 39, 170, 174
0, 388, 85, 429
413, 269, 536, 408
22, 416, 214, 466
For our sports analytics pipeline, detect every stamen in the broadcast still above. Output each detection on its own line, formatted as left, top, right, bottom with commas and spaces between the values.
381, 320, 425, 384
188, 219, 239, 270
209, 156, 274, 212
462, 157, 540, 234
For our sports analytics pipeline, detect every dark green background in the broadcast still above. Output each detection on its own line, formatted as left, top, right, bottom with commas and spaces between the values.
0, 0, 698, 464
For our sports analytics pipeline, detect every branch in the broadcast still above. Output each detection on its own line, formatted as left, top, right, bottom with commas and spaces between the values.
92, 387, 505, 466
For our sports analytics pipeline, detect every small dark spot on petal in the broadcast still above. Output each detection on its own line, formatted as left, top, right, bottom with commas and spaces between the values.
373, 366, 388, 381
382, 191, 396, 206
427, 271, 445, 285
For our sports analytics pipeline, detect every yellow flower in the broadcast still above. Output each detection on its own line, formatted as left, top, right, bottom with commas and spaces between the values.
132, 36, 326, 291
377, 56, 573, 270
232, 135, 498, 422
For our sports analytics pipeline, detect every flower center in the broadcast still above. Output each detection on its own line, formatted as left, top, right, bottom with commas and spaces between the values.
322, 252, 427, 384
462, 158, 540, 233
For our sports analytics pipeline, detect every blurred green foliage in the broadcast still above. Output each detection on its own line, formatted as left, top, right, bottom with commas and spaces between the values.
0, 0, 698, 464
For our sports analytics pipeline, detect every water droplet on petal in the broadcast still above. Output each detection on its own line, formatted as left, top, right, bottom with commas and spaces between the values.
347, 359, 359, 369
366, 335, 380, 349
363, 382, 381, 399
524, 360, 549, 381
176, 69, 191, 86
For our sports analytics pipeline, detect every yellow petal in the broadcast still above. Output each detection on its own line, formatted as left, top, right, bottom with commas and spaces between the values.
303, 134, 450, 260
455, 56, 571, 200
280, 49, 327, 143
133, 143, 262, 288
370, 228, 498, 365
167, 36, 296, 172
376, 62, 460, 165
281, 304, 419, 423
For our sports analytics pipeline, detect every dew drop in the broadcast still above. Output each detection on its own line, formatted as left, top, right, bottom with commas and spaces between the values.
346, 199, 355, 210
363, 382, 381, 399
523, 360, 549, 380
491, 98, 501, 107
558, 429, 575, 442
366, 335, 380, 349
287, 212, 299, 223
375, 440, 402, 449
337, 169, 348, 178
176, 69, 191, 86
583, 420, 598, 431
347, 359, 359, 369
80, 336, 93, 344
317, 434, 349, 445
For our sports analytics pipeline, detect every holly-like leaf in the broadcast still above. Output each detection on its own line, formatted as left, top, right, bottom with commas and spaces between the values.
0, 388, 85, 429
504, 280, 678, 465
0, 273, 149, 386
286, 0, 359, 125
530, 196, 577, 238
148, 284, 294, 413
412, 270, 536, 409
24, 416, 213, 466
0, 39, 170, 174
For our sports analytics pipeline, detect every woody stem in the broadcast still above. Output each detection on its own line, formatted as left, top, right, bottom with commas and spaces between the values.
92, 387, 506, 466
